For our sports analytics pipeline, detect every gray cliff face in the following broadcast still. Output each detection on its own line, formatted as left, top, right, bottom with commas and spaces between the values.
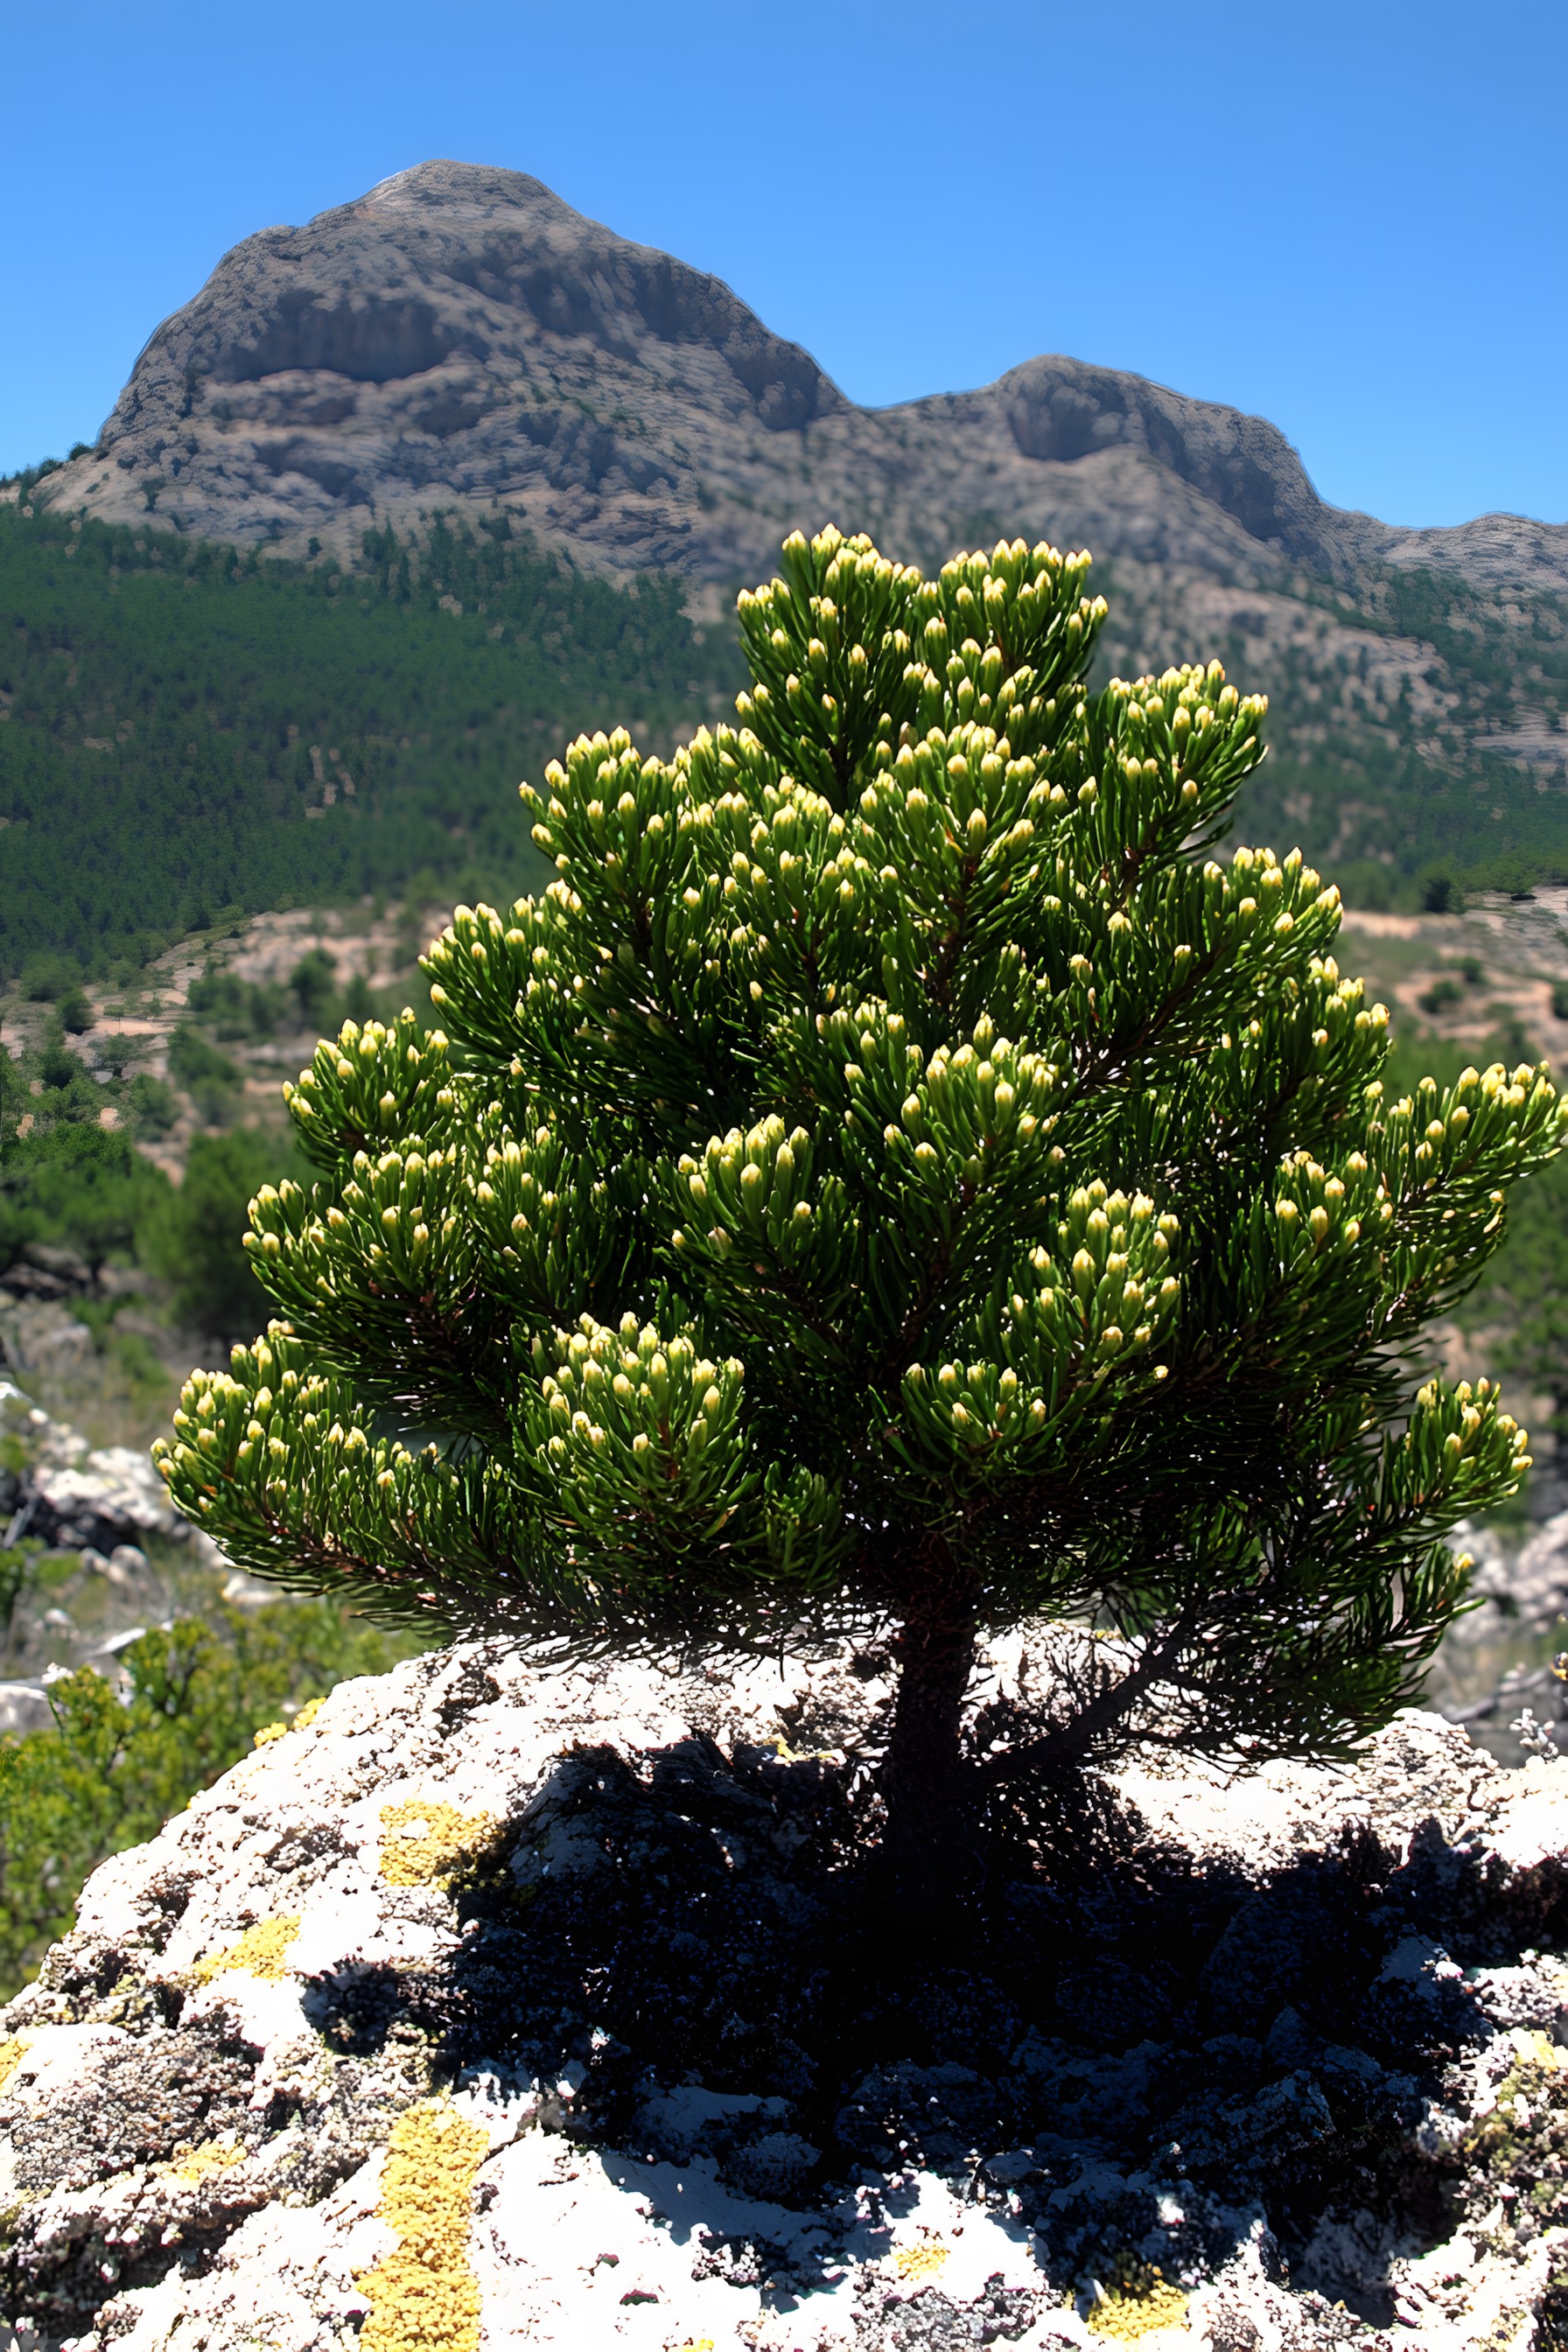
40, 160, 1568, 605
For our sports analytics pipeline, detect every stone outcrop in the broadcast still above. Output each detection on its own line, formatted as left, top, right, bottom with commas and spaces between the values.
1434, 1512, 1568, 1757
1, 1380, 205, 1561
4, 1632, 1568, 2350
31, 162, 1568, 612
0, 1381, 249, 1732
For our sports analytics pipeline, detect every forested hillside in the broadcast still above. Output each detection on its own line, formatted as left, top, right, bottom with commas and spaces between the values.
1099, 557, 1568, 910
0, 501, 740, 977
5, 481, 1568, 988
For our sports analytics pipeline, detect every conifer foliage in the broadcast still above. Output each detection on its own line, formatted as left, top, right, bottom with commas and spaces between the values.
157, 528, 1564, 1873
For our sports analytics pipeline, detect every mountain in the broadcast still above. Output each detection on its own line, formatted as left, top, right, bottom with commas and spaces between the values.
34, 162, 1568, 598
13, 159, 1568, 895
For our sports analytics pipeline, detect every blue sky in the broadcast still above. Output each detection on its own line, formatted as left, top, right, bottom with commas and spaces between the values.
3, 0, 1564, 529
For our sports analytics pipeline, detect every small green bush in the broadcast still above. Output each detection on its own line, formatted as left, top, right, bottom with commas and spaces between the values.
289, 949, 340, 1029
0, 1124, 169, 1275
18, 954, 80, 1004
167, 1025, 242, 1124
35, 1033, 84, 1096
129, 1073, 178, 1136
187, 963, 285, 1040
0, 1603, 427, 1995
1420, 865, 1463, 914
1334, 858, 1393, 913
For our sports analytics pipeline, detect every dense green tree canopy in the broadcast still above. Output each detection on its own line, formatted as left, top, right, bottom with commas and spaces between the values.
0, 1124, 169, 1275
156, 528, 1564, 1872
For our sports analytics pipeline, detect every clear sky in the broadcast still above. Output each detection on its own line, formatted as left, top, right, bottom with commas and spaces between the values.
3, 0, 1564, 530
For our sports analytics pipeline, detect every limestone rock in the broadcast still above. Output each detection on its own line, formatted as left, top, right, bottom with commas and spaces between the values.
32, 161, 1568, 616
4, 1633, 1568, 2351
0, 1381, 205, 1557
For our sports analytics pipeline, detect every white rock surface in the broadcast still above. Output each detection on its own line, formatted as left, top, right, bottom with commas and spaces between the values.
3, 1636, 1568, 2352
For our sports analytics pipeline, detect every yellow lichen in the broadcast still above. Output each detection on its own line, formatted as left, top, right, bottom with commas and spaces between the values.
379, 1801, 494, 1887
192, 1913, 301, 1983
0, 2035, 28, 2092
253, 1695, 326, 1746
355, 2096, 489, 2352
166, 2136, 246, 2183
1086, 2263, 1191, 2340
895, 2241, 950, 2281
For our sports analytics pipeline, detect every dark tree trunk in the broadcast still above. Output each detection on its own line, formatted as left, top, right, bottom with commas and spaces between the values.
878, 1536, 980, 1908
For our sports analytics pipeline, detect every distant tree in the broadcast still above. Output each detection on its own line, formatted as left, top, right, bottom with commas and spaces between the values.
141, 1128, 299, 1336
128, 1074, 178, 1138
0, 1125, 168, 1274
157, 529, 1564, 1898
289, 950, 340, 1031
167, 1026, 242, 1125
187, 962, 284, 1040
18, 955, 80, 1004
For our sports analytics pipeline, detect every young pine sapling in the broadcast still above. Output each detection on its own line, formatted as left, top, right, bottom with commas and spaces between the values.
157, 528, 1564, 1889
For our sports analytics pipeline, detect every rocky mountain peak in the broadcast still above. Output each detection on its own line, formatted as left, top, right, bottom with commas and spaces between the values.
32, 161, 1568, 611
994, 354, 1332, 564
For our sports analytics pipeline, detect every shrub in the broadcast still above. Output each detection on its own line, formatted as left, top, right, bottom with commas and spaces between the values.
1419, 865, 1463, 914
289, 949, 340, 1030
0, 1124, 169, 1275
167, 1025, 242, 1124
1334, 858, 1392, 914
18, 954, 80, 1004
128, 1073, 178, 1137
156, 529, 1564, 1894
0, 1603, 425, 1994
187, 962, 285, 1040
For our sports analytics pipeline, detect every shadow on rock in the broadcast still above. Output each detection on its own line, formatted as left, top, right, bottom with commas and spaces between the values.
288, 1726, 1568, 2324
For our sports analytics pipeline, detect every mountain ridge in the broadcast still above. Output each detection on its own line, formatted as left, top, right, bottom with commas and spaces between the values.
10, 161, 1568, 894
27, 161, 1567, 608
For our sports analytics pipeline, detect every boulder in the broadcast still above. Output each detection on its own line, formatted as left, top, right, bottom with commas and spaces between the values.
0, 1683, 53, 1736
0, 1301, 94, 1376
18, 1247, 95, 1293
3, 1636, 1568, 2351
0, 1383, 214, 1559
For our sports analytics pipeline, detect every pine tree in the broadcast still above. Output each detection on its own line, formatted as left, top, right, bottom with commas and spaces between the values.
156, 528, 1564, 1886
